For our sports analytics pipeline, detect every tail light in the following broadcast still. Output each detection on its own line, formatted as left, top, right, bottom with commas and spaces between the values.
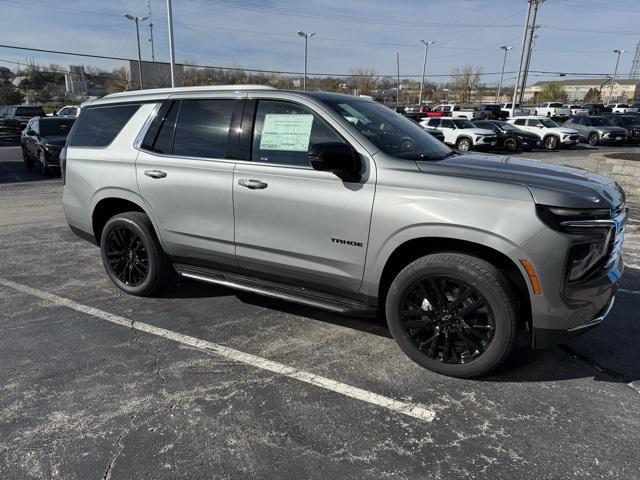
60, 146, 67, 186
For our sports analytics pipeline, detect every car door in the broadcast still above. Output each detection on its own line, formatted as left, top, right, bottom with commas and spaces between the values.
232, 97, 376, 293
25, 119, 39, 158
439, 118, 456, 144
525, 118, 544, 134
136, 97, 243, 267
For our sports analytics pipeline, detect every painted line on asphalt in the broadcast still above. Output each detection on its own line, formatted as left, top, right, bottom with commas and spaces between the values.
0, 277, 436, 423
619, 288, 640, 295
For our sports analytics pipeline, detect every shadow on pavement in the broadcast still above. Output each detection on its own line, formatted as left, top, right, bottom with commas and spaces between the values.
0, 146, 60, 185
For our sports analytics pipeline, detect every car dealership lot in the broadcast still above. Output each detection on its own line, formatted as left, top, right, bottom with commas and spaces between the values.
1, 146, 639, 479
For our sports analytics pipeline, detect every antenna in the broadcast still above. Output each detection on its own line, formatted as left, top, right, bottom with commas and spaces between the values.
630, 41, 640, 79
147, 0, 155, 62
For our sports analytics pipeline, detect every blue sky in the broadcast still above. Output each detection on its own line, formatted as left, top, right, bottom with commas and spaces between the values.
0, 0, 638, 86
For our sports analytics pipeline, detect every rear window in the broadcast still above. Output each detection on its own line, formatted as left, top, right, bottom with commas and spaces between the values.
68, 104, 140, 147
40, 118, 75, 136
16, 107, 45, 117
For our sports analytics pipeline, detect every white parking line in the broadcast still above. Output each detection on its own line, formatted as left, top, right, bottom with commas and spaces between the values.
0, 277, 436, 423
619, 288, 640, 295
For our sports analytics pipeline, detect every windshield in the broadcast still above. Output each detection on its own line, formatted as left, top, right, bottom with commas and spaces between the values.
40, 118, 76, 136
500, 122, 520, 131
540, 118, 559, 128
452, 119, 475, 129
590, 117, 609, 127
323, 99, 451, 159
16, 107, 45, 117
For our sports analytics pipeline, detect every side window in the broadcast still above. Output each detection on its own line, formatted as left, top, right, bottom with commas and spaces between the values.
251, 100, 344, 167
68, 104, 140, 147
526, 119, 540, 127
453, 106, 460, 111
172, 99, 235, 159
141, 101, 180, 154
443, 106, 451, 112
514, 119, 526, 126
428, 118, 440, 127
440, 119, 454, 128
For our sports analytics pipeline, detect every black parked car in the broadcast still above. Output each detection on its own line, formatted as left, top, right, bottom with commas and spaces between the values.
20, 116, 75, 175
473, 104, 508, 121
422, 125, 445, 143
606, 114, 640, 143
472, 120, 540, 152
0, 105, 46, 143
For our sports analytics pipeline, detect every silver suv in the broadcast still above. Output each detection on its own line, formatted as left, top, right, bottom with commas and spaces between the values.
62, 86, 626, 378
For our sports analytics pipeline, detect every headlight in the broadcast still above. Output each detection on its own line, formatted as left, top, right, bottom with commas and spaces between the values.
475, 135, 483, 141
566, 240, 609, 282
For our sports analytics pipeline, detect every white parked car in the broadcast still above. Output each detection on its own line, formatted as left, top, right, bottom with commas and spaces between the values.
431, 104, 475, 119
55, 105, 81, 117
534, 102, 571, 119
564, 104, 589, 116
606, 103, 638, 114
499, 103, 530, 118
420, 117, 496, 152
507, 116, 579, 150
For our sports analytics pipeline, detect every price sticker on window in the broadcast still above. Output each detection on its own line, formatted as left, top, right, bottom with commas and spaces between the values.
259, 114, 314, 151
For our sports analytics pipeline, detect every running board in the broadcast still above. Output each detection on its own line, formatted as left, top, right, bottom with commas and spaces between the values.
173, 264, 377, 316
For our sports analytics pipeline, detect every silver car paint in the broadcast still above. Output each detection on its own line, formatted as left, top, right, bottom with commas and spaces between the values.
63, 87, 624, 337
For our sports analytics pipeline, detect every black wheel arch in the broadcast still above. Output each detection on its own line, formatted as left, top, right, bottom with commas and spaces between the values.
92, 198, 147, 245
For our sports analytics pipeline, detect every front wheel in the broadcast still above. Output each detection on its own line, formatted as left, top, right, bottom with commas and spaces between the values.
456, 137, 472, 152
385, 252, 517, 378
38, 151, 52, 176
588, 132, 599, 146
100, 212, 171, 296
543, 135, 559, 150
503, 137, 518, 152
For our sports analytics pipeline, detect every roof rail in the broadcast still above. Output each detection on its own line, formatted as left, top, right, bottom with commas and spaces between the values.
104, 84, 276, 99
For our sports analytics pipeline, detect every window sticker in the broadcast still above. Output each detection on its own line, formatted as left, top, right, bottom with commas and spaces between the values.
259, 114, 314, 151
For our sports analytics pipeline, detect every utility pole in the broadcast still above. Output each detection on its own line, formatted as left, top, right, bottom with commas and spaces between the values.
496, 45, 512, 103
607, 49, 627, 103
511, 0, 533, 114
396, 52, 401, 108
147, 0, 155, 62
167, 0, 177, 87
521, 33, 538, 99
297, 31, 315, 90
419, 40, 435, 107
519, 0, 543, 104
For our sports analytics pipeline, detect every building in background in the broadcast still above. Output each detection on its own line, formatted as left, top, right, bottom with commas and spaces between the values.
128, 60, 184, 90
64, 65, 108, 99
524, 78, 640, 103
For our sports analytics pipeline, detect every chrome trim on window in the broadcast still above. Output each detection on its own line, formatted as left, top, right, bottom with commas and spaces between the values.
133, 102, 162, 150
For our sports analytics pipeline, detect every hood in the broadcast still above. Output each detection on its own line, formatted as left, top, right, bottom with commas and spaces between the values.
41, 136, 67, 146
596, 126, 627, 134
464, 128, 495, 136
416, 153, 624, 209
556, 127, 579, 135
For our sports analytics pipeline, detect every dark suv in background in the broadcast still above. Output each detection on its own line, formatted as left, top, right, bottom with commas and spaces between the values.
473, 120, 540, 151
0, 105, 46, 144
473, 104, 508, 120
21, 117, 75, 175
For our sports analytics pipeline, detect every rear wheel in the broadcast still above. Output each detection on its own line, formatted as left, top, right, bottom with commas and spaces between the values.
100, 212, 171, 296
588, 132, 600, 146
503, 137, 518, 152
456, 137, 472, 152
543, 135, 559, 150
385, 252, 517, 378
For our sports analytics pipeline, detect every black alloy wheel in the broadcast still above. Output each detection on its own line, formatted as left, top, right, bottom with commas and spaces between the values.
503, 137, 518, 152
399, 275, 495, 364
588, 132, 600, 146
104, 226, 149, 287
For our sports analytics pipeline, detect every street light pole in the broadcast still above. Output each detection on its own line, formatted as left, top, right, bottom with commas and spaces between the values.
124, 14, 149, 89
608, 49, 627, 104
167, 0, 176, 87
419, 40, 435, 107
297, 31, 315, 90
511, 0, 533, 115
496, 45, 512, 103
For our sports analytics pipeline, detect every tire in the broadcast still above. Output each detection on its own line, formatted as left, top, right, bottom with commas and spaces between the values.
385, 252, 517, 378
22, 147, 34, 168
456, 137, 472, 152
100, 212, 171, 296
543, 135, 559, 150
503, 137, 518, 152
588, 132, 599, 146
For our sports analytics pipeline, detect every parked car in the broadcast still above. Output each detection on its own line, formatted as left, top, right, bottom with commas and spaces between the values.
606, 114, 640, 143
629, 102, 640, 111
0, 105, 46, 143
430, 104, 475, 119
472, 120, 541, 152
472, 104, 508, 121
605, 103, 638, 114
420, 117, 496, 151
20, 116, 75, 175
508, 116, 580, 150
63, 86, 626, 378
582, 103, 606, 115
55, 105, 82, 117
562, 116, 627, 146
499, 102, 530, 118
534, 102, 571, 120
563, 104, 589, 116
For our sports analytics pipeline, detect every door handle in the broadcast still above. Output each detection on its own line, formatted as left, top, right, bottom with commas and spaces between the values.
144, 170, 167, 179
238, 179, 268, 190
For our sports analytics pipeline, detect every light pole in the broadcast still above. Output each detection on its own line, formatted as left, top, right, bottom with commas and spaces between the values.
608, 49, 627, 103
124, 13, 149, 89
167, 0, 176, 87
496, 45, 512, 103
297, 31, 315, 90
419, 40, 435, 107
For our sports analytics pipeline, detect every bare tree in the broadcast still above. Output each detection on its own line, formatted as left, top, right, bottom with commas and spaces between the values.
451, 65, 482, 104
350, 68, 379, 95
106, 67, 135, 92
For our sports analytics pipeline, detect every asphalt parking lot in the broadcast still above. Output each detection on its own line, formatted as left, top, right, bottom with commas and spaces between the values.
1, 145, 639, 479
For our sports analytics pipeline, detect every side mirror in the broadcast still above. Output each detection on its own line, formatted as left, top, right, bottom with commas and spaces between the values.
309, 142, 361, 182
